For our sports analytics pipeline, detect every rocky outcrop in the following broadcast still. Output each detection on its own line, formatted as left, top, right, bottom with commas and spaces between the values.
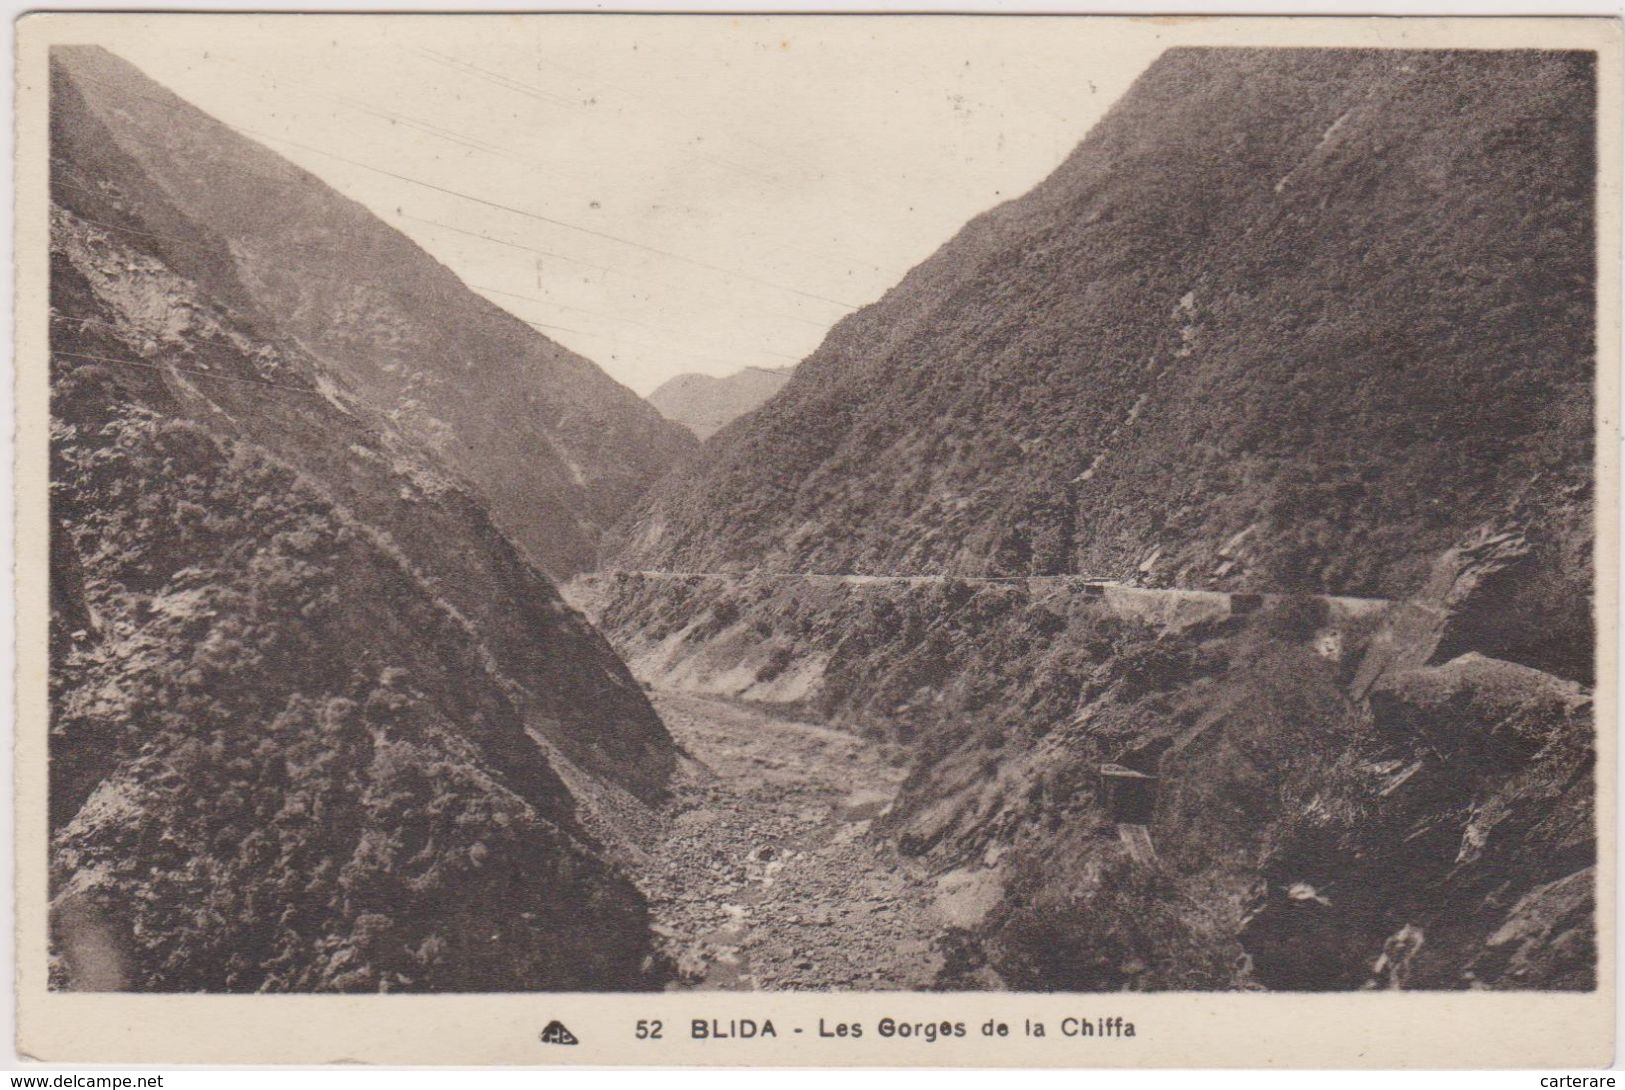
1243, 651, 1594, 991
1349, 525, 1576, 697
1234, 522, 1595, 991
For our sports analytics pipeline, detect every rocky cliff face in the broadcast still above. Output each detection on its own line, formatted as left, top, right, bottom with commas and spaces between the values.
610, 47, 1594, 682
48, 50, 677, 991
647, 366, 793, 440
53, 46, 698, 580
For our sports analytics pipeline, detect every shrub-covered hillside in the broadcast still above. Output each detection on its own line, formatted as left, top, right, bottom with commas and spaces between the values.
48, 51, 676, 991
612, 48, 1595, 682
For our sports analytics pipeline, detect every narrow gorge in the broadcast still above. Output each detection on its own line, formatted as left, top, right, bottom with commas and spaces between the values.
44, 40, 1598, 998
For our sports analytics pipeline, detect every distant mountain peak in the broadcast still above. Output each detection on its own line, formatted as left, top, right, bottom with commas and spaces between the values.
647, 365, 794, 440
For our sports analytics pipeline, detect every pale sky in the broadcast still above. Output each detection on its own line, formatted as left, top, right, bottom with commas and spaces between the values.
101, 18, 1167, 395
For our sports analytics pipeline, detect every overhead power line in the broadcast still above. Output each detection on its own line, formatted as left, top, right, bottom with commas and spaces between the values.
394, 46, 910, 280
340, 96, 513, 160
62, 63, 859, 312
406, 42, 937, 252
513, 314, 784, 374
251, 129, 862, 311
55, 63, 856, 376
399, 212, 615, 274
54, 181, 804, 367
470, 282, 804, 364
453, 43, 925, 212
183, 47, 517, 165
511, 316, 760, 374
52, 164, 829, 370
415, 47, 578, 109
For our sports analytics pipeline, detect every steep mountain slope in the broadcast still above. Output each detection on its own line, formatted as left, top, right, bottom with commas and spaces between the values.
585, 47, 1600, 992
48, 52, 676, 991
613, 47, 1595, 682
53, 46, 698, 580
648, 366, 793, 440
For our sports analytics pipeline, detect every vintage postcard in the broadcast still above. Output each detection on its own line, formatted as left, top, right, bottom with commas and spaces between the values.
12, 11, 1619, 1067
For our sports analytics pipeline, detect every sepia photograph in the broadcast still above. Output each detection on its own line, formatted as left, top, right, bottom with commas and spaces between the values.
11, 9, 1618, 1068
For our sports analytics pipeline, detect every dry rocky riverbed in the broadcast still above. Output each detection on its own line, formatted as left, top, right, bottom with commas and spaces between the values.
642, 691, 947, 990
